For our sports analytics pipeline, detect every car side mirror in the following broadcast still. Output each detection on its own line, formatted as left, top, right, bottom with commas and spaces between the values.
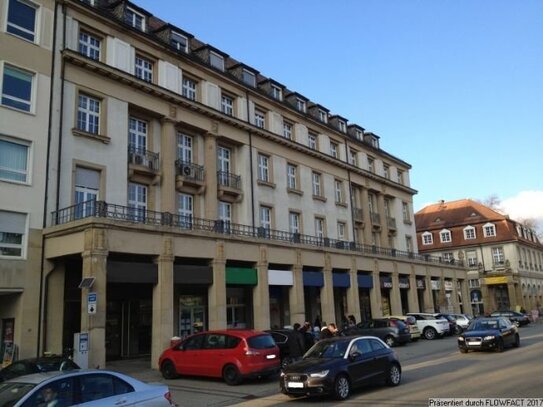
349, 351, 361, 361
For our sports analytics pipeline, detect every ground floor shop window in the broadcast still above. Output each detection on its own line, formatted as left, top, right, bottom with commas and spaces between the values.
227, 287, 252, 328
179, 295, 206, 338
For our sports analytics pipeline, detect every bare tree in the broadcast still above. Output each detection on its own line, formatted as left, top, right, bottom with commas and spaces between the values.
478, 194, 505, 214
518, 218, 543, 240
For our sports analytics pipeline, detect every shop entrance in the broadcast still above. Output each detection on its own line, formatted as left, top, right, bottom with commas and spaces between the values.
179, 295, 206, 338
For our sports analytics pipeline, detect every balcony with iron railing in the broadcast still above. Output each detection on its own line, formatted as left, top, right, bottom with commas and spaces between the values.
217, 171, 242, 202
175, 160, 205, 194
49, 200, 466, 268
128, 145, 160, 184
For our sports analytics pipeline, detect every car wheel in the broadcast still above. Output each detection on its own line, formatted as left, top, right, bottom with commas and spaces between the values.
513, 334, 520, 348
384, 335, 396, 347
495, 339, 504, 353
386, 363, 401, 386
160, 360, 178, 380
334, 374, 351, 400
223, 364, 242, 385
454, 326, 463, 335
459, 347, 468, 354
423, 327, 437, 340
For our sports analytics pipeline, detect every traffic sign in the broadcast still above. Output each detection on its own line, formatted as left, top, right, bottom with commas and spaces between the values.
88, 292, 97, 314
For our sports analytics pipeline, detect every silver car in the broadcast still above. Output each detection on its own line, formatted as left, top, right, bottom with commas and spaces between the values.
0, 369, 175, 406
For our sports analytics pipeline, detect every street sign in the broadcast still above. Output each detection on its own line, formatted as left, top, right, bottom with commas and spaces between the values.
88, 292, 97, 314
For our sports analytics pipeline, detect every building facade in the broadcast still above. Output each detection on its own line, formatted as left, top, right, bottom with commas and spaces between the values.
415, 199, 543, 316
2, 0, 468, 368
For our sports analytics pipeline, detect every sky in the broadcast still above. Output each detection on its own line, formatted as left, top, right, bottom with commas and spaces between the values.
136, 0, 543, 229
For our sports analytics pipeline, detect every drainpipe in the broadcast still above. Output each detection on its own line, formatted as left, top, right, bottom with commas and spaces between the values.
246, 91, 255, 229
344, 142, 356, 244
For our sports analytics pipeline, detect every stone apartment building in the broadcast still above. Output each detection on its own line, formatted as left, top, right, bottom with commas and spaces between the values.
2, 0, 467, 369
415, 199, 543, 316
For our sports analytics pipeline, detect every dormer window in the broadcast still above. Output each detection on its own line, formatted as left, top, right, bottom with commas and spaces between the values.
483, 223, 496, 237
210, 51, 224, 71
440, 229, 452, 243
271, 85, 282, 101
422, 232, 433, 245
355, 129, 363, 140
296, 97, 306, 113
125, 7, 145, 31
464, 226, 476, 240
338, 120, 346, 133
319, 109, 327, 123
171, 32, 188, 53
242, 69, 256, 87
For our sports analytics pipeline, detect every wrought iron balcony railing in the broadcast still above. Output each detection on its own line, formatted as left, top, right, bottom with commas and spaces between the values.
217, 171, 241, 190
128, 145, 159, 171
175, 160, 204, 182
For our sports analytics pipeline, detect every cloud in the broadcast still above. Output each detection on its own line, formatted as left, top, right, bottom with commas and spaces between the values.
500, 190, 543, 225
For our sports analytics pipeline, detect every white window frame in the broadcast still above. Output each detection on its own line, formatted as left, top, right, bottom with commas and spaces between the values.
483, 223, 496, 237
74, 167, 99, 219
315, 217, 325, 239
254, 109, 265, 129
221, 94, 234, 116
177, 133, 192, 163
440, 229, 452, 243
464, 226, 476, 240
257, 154, 269, 182
334, 180, 343, 203
367, 157, 375, 173
330, 141, 338, 158
128, 182, 147, 221
443, 252, 454, 263
271, 85, 282, 101
126, 7, 145, 31
349, 149, 358, 166
289, 211, 300, 235
282, 122, 292, 139
287, 164, 297, 190
402, 202, 410, 222
178, 193, 193, 228
338, 120, 346, 133
260, 206, 271, 230
355, 129, 363, 140
492, 246, 505, 264
383, 165, 390, 179
79, 31, 101, 60
77, 94, 100, 134
135, 55, 153, 82
337, 222, 346, 241
242, 69, 256, 87
6, 0, 39, 43
308, 133, 317, 150
296, 97, 306, 112
319, 110, 327, 123
171, 31, 188, 53
182, 77, 197, 100
128, 117, 147, 150
218, 201, 231, 223
1, 63, 35, 113
0, 137, 30, 184
397, 169, 404, 184
0, 210, 27, 258
210, 51, 224, 71
466, 250, 478, 267
422, 231, 433, 245
312, 172, 321, 196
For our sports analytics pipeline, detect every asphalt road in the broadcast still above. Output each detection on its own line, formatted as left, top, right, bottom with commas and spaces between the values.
113, 322, 543, 406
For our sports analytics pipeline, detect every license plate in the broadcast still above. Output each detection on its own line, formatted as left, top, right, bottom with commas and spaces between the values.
288, 382, 304, 388
468, 341, 481, 346
266, 354, 276, 359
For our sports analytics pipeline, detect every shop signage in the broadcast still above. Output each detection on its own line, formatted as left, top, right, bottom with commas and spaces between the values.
431, 280, 441, 290
485, 276, 508, 285
444, 281, 453, 291
399, 278, 410, 289
416, 279, 425, 290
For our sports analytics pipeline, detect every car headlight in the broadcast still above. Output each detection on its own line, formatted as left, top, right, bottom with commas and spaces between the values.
483, 335, 495, 340
458, 337, 465, 342
309, 370, 329, 378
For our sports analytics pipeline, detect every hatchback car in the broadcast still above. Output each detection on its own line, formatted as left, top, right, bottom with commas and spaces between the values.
0, 370, 175, 406
458, 317, 520, 353
342, 319, 411, 347
159, 329, 280, 385
490, 310, 530, 326
387, 316, 421, 341
451, 314, 472, 331
407, 312, 450, 339
0, 356, 80, 383
280, 336, 401, 400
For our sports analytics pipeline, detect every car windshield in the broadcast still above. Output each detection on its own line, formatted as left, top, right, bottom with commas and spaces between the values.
469, 320, 499, 331
247, 335, 276, 349
304, 340, 348, 359
0, 382, 36, 405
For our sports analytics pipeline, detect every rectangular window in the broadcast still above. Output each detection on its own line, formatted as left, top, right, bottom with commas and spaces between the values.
368, 193, 376, 214
125, 7, 145, 31
296, 98, 306, 112
0, 210, 26, 257
334, 180, 343, 203
171, 32, 188, 53
287, 164, 297, 190
355, 129, 363, 140
484, 224, 496, 237
135, 55, 153, 82
492, 247, 505, 264
177, 133, 192, 163
182, 77, 197, 100
254, 109, 265, 129
349, 149, 357, 166
178, 193, 193, 228
242, 69, 256, 87
464, 227, 476, 240
368, 157, 375, 173
2, 64, 34, 112
443, 252, 454, 263
221, 94, 233, 116
315, 217, 325, 239
330, 141, 338, 158
289, 211, 300, 234
271, 85, 282, 101
128, 183, 147, 221
77, 94, 100, 134
383, 164, 390, 179
405, 235, 413, 252
74, 167, 99, 218
466, 250, 478, 267
128, 117, 147, 150
402, 202, 410, 222
257, 154, 269, 182
422, 233, 433, 245
440, 230, 452, 243
312, 172, 321, 196
7, 0, 37, 42
397, 169, 404, 184
260, 206, 271, 230
218, 201, 231, 230
308, 133, 317, 150
283, 122, 292, 140
319, 110, 327, 123
338, 121, 346, 133
0, 138, 29, 183
79, 31, 101, 60
210, 51, 224, 71
337, 222, 346, 240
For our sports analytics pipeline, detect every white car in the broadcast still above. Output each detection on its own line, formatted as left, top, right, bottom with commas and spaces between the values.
407, 312, 450, 340
0, 369, 175, 407
451, 313, 472, 330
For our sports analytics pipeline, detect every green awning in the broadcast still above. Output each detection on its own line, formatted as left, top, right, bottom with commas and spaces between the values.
226, 267, 257, 285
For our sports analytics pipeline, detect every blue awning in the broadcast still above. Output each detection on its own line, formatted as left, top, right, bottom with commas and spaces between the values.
333, 273, 350, 288
303, 271, 324, 287
357, 274, 373, 288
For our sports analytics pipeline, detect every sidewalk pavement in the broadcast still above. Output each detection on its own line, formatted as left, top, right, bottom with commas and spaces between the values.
106, 358, 163, 383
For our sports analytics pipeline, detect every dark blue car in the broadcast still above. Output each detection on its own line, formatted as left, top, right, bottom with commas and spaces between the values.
457, 317, 520, 353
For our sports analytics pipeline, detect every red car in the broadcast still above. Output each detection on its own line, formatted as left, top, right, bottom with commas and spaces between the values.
158, 329, 280, 385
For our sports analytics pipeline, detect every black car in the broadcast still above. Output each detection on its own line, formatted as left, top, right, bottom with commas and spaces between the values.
490, 310, 530, 326
266, 329, 307, 368
0, 356, 80, 382
342, 318, 411, 347
458, 317, 520, 353
280, 336, 401, 400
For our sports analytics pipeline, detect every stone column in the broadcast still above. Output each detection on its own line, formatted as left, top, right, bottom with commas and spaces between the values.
481, 282, 491, 313
81, 228, 108, 369
208, 241, 227, 329
451, 278, 460, 313
370, 262, 382, 317
346, 257, 361, 322
460, 278, 471, 315
160, 118, 177, 214
424, 274, 434, 312
361, 187, 372, 244
289, 250, 305, 324
390, 270, 402, 315
204, 128, 219, 219
508, 281, 518, 309
44, 261, 63, 355
320, 254, 336, 325
151, 237, 175, 369
514, 281, 523, 310
253, 246, 270, 330
407, 269, 419, 313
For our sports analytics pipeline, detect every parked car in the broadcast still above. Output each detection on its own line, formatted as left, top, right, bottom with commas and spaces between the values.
158, 329, 280, 385
406, 313, 450, 340
280, 335, 401, 400
434, 313, 461, 335
490, 310, 531, 326
458, 317, 520, 353
451, 314, 473, 331
387, 315, 421, 341
342, 319, 411, 347
266, 329, 306, 368
0, 369, 175, 406
0, 356, 80, 383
